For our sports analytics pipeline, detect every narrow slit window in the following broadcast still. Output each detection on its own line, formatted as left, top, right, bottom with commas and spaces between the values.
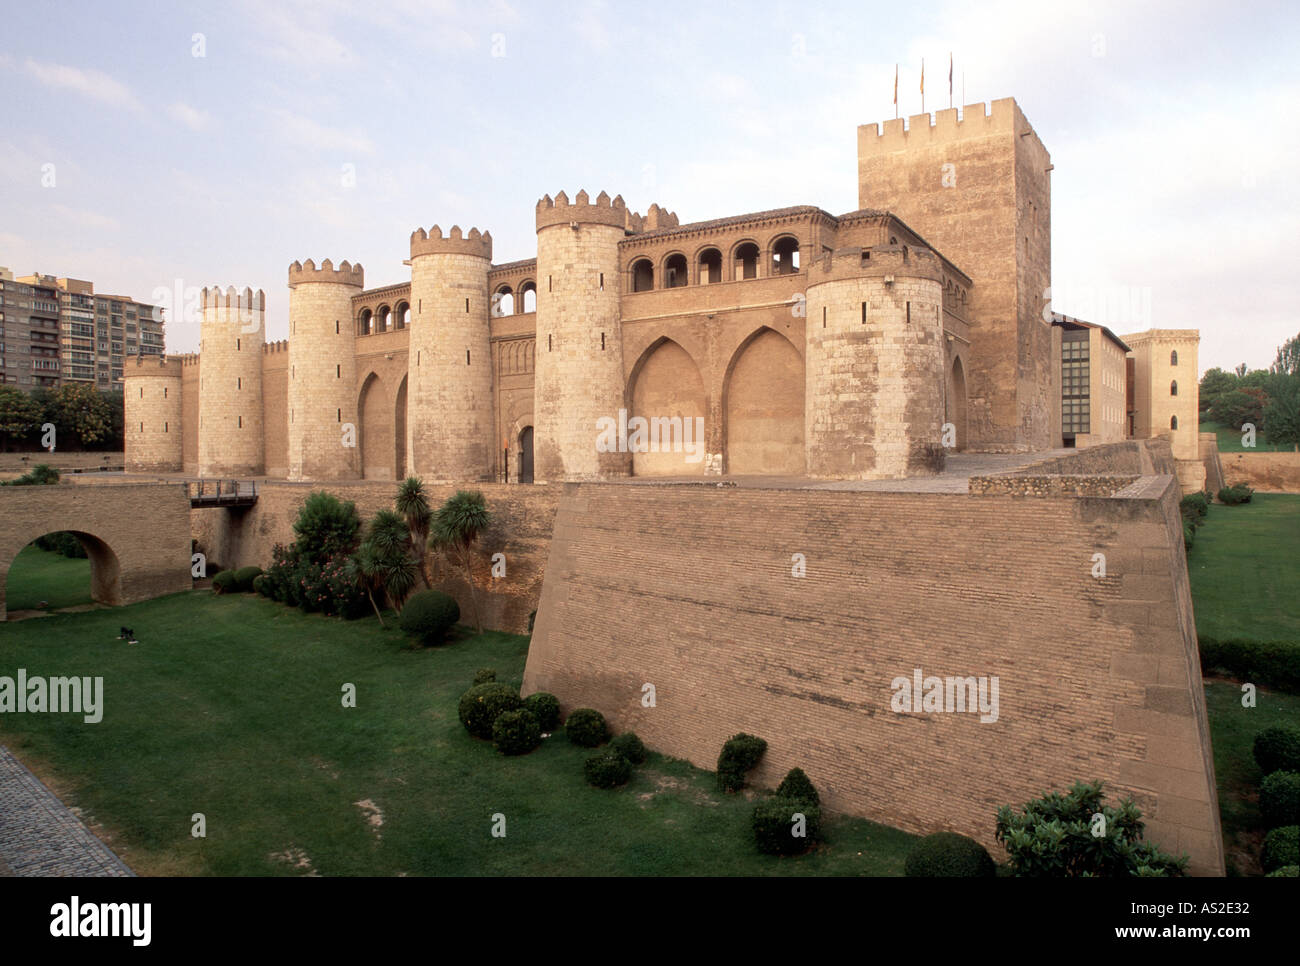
335, 320, 339, 334
548, 276, 552, 292
822, 306, 827, 328
237, 338, 241, 351
861, 302, 866, 324
548, 334, 552, 351
164, 422, 168, 433
337, 408, 341, 422
465, 298, 470, 313
466, 349, 471, 365
337, 364, 341, 378
238, 416, 242, 428
599, 273, 604, 291
237, 377, 242, 389
601, 332, 605, 350
906, 301, 911, 324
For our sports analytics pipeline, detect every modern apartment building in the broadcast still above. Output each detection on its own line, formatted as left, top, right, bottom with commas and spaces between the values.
0, 269, 165, 391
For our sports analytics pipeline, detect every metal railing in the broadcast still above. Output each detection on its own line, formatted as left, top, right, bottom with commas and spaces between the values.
188, 479, 259, 505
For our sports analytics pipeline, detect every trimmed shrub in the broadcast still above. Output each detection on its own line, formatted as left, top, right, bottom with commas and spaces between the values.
492, 709, 542, 757
3, 464, 60, 486
1180, 491, 1209, 520
775, 767, 821, 807
609, 731, 647, 765
458, 683, 523, 740
234, 566, 263, 593
904, 832, 996, 877
1182, 519, 1195, 551
565, 708, 609, 747
717, 733, 767, 793
1218, 484, 1254, 505
473, 668, 497, 685
1198, 638, 1300, 694
584, 752, 632, 789
398, 589, 460, 645
1254, 727, 1300, 775
1260, 771, 1300, 829
524, 692, 561, 732
752, 798, 822, 855
1261, 826, 1299, 873
252, 574, 269, 597
1267, 865, 1299, 877
996, 780, 1188, 876
293, 491, 361, 563
527, 610, 537, 633
211, 570, 238, 594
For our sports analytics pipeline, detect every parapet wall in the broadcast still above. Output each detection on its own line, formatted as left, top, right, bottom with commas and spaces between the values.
523, 475, 1224, 875
536, 189, 627, 230
1221, 451, 1300, 493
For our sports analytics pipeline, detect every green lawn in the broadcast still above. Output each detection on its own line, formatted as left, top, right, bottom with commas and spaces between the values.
0, 591, 915, 876
1186, 494, 1300, 644
1201, 419, 1294, 453
1203, 681, 1300, 876
4, 544, 94, 612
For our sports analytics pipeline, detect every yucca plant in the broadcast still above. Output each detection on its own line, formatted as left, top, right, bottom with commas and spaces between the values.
349, 510, 417, 624
431, 490, 491, 632
394, 477, 433, 588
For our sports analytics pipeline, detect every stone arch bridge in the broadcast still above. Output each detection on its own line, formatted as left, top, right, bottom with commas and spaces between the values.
0, 483, 193, 621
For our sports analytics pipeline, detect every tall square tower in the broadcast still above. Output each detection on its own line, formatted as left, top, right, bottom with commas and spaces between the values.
858, 98, 1052, 450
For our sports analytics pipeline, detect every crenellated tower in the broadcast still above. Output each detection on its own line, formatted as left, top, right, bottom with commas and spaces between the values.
805, 245, 947, 478
124, 354, 183, 472
198, 286, 265, 476
406, 226, 495, 481
286, 258, 364, 480
533, 190, 631, 482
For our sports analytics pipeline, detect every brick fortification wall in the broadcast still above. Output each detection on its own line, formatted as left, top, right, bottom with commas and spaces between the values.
1221, 451, 1300, 493
0, 483, 193, 621
190, 482, 558, 633
522, 466, 1224, 875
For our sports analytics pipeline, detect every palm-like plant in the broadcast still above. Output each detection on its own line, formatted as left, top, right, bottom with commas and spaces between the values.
431, 490, 492, 632
395, 477, 433, 587
351, 510, 418, 624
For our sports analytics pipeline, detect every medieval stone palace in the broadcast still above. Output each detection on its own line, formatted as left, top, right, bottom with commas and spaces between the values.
125, 97, 1202, 486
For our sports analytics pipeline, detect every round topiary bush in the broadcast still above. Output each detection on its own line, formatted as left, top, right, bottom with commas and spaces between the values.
492, 709, 542, 756
904, 832, 997, 877
252, 574, 269, 596
458, 683, 523, 740
584, 752, 632, 789
473, 668, 497, 686
775, 767, 820, 807
399, 589, 461, 645
234, 565, 263, 593
523, 692, 561, 732
1267, 864, 1299, 877
1254, 727, 1300, 776
609, 731, 647, 765
1262, 825, 1299, 873
752, 798, 822, 855
1260, 771, 1300, 829
211, 570, 238, 594
565, 708, 609, 747
717, 733, 767, 792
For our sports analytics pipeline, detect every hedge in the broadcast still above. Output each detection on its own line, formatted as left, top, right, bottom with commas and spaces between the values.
1199, 638, 1300, 694
904, 832, 996, 877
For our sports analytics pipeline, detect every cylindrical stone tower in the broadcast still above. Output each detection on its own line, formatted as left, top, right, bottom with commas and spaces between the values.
805, 245, 946, 479
124, 354, 183, 472
533, 189, 631, 482
287, 258, 363, 481
198, 286, 265, 477
407, 227, 494, 481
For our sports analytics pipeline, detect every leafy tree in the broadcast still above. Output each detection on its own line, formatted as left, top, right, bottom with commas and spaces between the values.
996, 780, 1188, 877
47, 382, 113, 447
431, 490, 491, 632
1273, 332, 1300, 378
394, 477, 433, 588
0, 386, 44, 451
1210, 387, 1268, 430
1263, 377, 1300, 451
292, 491, 361, 564
1198, 368, 1238, 416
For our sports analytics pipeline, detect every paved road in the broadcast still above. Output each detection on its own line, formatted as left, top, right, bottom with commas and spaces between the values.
0, 745, 133, 877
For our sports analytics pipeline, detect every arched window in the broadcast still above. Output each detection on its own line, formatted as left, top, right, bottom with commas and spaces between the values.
375, 305, 391, 333
1171, 415, 1179, 430
771, 236, 800, 275
631, 258, 654, 292
1170, 380, 1178, 396
520, 281, 537, 313
664, 253, 688, 288
698, 247, 722, 284
358, 309, 372, 335
395, 301, 410, 329
493, 286, 514, 317
734, 242, 759, 280
1170, 350, 1178, 366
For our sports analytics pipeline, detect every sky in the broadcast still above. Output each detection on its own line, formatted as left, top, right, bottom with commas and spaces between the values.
1, 0, 1297, 375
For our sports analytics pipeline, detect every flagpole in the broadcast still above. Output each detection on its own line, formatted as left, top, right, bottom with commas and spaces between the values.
920, 57, 925, 114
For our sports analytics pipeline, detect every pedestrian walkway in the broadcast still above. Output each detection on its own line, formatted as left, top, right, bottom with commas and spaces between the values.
0, 745, 133, 876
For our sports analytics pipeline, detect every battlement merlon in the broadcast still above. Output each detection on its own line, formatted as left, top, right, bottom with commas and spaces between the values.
128, 353, 182, 373
856, 97, 1048, 160
200, 286, 266, 313
536, 189, 629, 231
807, 245, 944, 285
287, 259, 365, 289
409, 225, 493, 260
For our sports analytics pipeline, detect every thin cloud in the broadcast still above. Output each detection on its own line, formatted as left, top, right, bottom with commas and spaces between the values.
267, 109, 376, 156
20, 58, 142, 111
168, 102, 213, 131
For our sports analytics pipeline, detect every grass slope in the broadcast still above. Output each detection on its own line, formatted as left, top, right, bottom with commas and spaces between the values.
1186, 494, 1300, 644
0, 591, 915, 876
5, 544, 93, 612
1201, 419, 1293, 453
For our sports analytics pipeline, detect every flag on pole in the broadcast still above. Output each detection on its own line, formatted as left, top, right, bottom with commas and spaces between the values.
893, 63, 898, 117
920, 58, 925, 113
949, 53, 953, 107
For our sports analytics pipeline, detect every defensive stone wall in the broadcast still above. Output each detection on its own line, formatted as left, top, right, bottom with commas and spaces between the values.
1221, 451, 1300, 493
522, 473, 1224, 875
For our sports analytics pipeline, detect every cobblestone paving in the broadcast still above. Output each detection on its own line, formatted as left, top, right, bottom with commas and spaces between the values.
0, 745, 133, 877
